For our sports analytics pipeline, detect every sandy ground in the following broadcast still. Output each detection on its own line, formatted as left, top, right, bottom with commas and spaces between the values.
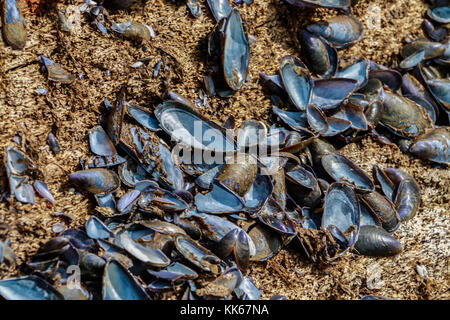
0, 0, 449, 299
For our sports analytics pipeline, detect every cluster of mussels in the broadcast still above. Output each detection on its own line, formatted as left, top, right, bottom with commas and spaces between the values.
1, 0, 449, 300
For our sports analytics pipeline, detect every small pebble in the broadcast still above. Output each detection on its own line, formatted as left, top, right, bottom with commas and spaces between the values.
131, 61, 144, 68
52, 222, 66, 233
48, 133, 61, 154
416, 265, 428, 278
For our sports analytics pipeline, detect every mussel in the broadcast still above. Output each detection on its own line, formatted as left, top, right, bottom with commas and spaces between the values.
69, 169, 120, 195
354, 226, 402, 257
221, 9, 250, 91
1, 0, 26, 49
409, 126, 450, 164
380, 89, 433, 138
307, 15, 364, 49
298, 30, 338, 78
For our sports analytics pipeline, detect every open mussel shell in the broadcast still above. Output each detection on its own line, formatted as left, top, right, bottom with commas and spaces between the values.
135, 180, 159, 192
402, 93, 438, 125
186, 0, 202, 18
89, 126, 117, 156
222, 9, 250, 91
69, 169, 120, 195
427, 5, 450, 24
235, 276, 262, 300
322, 117, 352, 136
155, 100, 236, 152
154, 142, 184, 191
5, 145, 32, 175
311, 78, 358, 110
117, 231, 171, 267
215, 153, 258, 197
383, 168, 421, 222
148, 279, 182, 293
272, 107, 310, 134
422, 18, 448, 42
258, 211, 297, 238
147, 262, 198, 282
216, 228, 239, 259
233, 232, 250, 271
127, 104, 160, 132
206, 0, 232, 22
102, 259, 151, 300
195, 164, 223, 190
426, 79, 450, 111
61, 229, 96, 251
332, 103, 368, 131
39, 56, 75, 84
409, 126, 450, 164
401, 39, 446, 60
195, 267, 242, 298
0, 276, 64, 300
402, 73, 439, 123
139, 219, 187, 236
306, 15, 364, 49
372, 164, 395, 202
164, 91, 197, 109
86, 216, 115, 239
243, 174, 273, 212
174, 234, 223, 273
321, 153, 374, 193
279, 56, 313, 111
336, 59, 369, 89
13, 182, 35, 204
359, 198, 382, 227
190, 212, 256, 255
118, 158, 149, 187
380, 89, 433, 139
322, 182, 360, 249
286, 166, 321, 208
399, 50, 426, 70
117, 189, 140, 213
354, 225, 402, 257
248, 223, 283, 261
32, 181, 54, 204
298, 30, 338, 78
98, 239, 134, 269
195, 180, 245, 214
369, 69, 402, 91
307, 104, 328, 134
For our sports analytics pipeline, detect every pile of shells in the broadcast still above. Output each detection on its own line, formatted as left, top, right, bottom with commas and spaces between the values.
0, 0, 448, 300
